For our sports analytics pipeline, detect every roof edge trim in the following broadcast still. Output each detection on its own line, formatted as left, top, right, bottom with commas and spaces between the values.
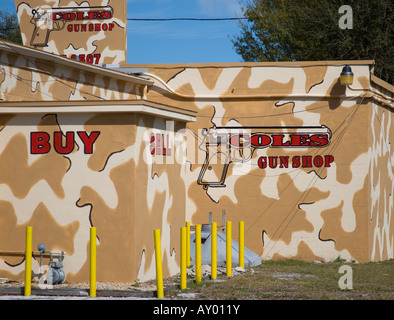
0, 99, 196, 122
0, 40, 153, 87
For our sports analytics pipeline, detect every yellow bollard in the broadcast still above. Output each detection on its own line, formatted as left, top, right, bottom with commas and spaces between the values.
90, 227, 97, 297
24, 226, 32, 296
154, 229, 164, 298
239, 221, 244, 268
195, 224, 202, 284
226, 221, 232, 277
186, 221, 190, 267
180, 227, 187, 290
211, 222, 217, 280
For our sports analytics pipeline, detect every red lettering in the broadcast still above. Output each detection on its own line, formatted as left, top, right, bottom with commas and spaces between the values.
302, 155, 313, 167
67, 24, 73, 32
250, 134, 271, 148
150, 133, 155, 155
258, 156, 267, 169
279, 156, 289, 168
258, 155, 334, 169
161, 134, 167, 155
324, 155, 334, 167
292, 156, 300, 168
290, 135, 309, 146
93, 54, 101, 64
313, 155, 324, 167
66, 53, 99, 64
77, 131, 100, 154
258, 156, 287, 169
310, 134, 329, 147
88, 11, 101, 20
76, 12, 87, 20
271, 135, 290, 147
30, 131, 99, 155
269, 156, 278, 168
86, 54, 93, 64
52, 13, 62, 20
54, 132, 75, 154
50, 10, 113, 23
156, 134, 162, 155
150, 133, 172, 156
31, 132, 50, 154
63, 12, 76, 21
100, 11, 113, 19
229, 134, 250, 147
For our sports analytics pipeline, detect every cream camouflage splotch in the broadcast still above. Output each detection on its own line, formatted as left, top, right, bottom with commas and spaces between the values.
14, 0, 127, 65
0, 37, 393, 284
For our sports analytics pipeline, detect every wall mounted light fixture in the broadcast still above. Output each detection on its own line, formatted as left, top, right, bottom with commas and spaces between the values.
340, 65, 354, 85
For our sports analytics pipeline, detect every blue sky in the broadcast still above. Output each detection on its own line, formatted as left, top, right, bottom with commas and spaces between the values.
4, 0, 245, 64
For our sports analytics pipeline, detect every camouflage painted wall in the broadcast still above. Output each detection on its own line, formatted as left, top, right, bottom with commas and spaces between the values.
0, 42, 190, 283
0, 111, 188, 283
0, 45, 144, 102
0, 43, 393, 285
14, 0, 127, 65
128, 61, 394, 264
369, 77, 394, 261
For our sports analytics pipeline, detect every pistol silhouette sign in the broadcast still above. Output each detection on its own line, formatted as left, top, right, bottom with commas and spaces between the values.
197, 125, 333, 190
30, 6, 114, 47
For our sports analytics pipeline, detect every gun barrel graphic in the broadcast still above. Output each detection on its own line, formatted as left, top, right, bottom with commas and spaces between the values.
197, 125, 331, 190
30, 6, 113, 47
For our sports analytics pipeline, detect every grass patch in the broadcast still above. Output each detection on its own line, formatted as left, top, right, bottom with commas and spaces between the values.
169, 259, 394, 300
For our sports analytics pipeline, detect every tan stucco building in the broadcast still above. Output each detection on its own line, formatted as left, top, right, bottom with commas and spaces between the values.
0, 0, 393, 284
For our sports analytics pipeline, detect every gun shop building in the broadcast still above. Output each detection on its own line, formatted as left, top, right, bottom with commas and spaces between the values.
0, 2, 393, 285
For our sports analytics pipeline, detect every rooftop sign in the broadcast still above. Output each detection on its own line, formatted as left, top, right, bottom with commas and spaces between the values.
14, 0, 127, 65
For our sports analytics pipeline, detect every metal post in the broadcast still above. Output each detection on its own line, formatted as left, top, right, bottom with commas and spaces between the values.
24, 226, 32, 296
239, 221, 244, 268
211, 222, 217, 280
186, 221, 190, 267
180, 227, 187, 290
154, 229, 164, 298
90, 227, 96, 297
226, 221, 232, 277
195, 224, 202, 284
